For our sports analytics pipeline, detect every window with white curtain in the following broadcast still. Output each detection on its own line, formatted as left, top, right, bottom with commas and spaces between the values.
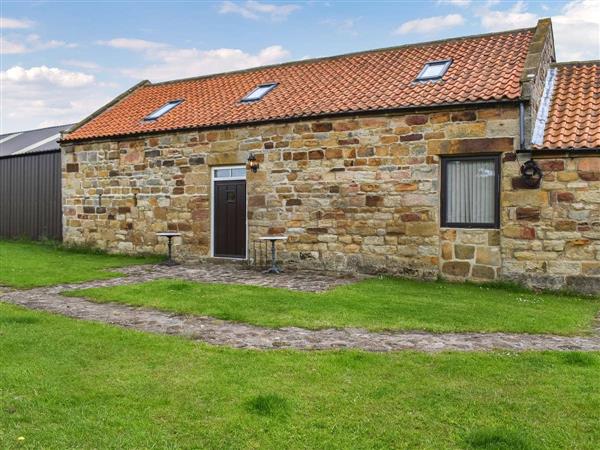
441, 155, 500, 228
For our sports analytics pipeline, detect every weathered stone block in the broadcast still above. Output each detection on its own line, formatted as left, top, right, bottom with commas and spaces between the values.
471, 265, 496, 280
145, 150, 160, 158
366, 195, 383, 207
538, 160, 564, 172
451, 111, 477, 122
476, 247, 501, 266
405, 115, 428, 125
442, 261, 470, 277
441, 241, 453, 260
503, 225, 536, 240
516, 207, 540, 221
311, 122, 332, 132
455, 244, 475, 260
577, 158, 600, 181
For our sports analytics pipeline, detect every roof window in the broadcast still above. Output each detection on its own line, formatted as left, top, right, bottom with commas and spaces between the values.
241, 83, 277, 102
144, 100, 183, 121
415, 60, 452, 81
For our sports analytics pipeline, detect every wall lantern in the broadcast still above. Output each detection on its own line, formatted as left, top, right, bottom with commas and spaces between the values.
520, 159, 542, 189
247, 153, 259, 173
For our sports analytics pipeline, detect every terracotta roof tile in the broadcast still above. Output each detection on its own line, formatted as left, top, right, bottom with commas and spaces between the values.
64, 28, 535, 142
537, 62, 600, 150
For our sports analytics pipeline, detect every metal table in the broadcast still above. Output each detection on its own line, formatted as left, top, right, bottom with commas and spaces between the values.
259, 236, 287, 274
156, 232, 181, 266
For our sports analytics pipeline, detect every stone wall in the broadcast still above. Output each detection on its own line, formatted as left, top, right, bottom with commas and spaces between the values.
501, 155, 600, 293
440, 229, 502, 281
63, 105, 600, 292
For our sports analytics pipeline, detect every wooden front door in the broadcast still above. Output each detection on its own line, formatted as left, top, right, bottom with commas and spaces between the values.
214, 180, 246, 258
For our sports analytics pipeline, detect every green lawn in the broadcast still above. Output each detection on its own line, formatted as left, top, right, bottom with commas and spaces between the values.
0, 240, 161, 288
68, 278, 600, 335
1, 303, 599, 449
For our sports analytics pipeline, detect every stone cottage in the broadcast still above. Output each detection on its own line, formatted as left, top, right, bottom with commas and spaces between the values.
60, 18, 600, 292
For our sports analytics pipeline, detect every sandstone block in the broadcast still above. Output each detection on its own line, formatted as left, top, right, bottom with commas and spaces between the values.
516, 207, 540, 221
406, 222, 437, 236
476, 247, 501, 266
455, 244, 475, 260
311, 122, 332, 132
538, 160, 564, 172
451, 111, 477, 122
471, 265, 496, 280
442, 261, 470, 277
441, 242, 453, 260
503, 191, 548, 207
503, 225, 536, 240
405, 115, 428, 125
577, 158, 600, 181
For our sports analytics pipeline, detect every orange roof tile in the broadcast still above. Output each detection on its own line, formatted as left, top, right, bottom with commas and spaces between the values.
537, 62, 600, 150
63, 28, 535, 142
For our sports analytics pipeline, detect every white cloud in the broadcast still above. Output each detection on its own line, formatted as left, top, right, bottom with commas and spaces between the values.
0, 36, 27, 54
320, 18, 360, 35
0, 33, 76, 54
99, 37, 291, 81
437, 0, 471, 7
477, 0, 599, 60
219, 1, 299, 20
1, 66, 95, 88
0, 65, 114, 132
393, 14, 464, 35
478, 1, 537, 31
97, 38, 168, 51
553, 0, 600, 60
61, 59, 101, 70
0, 16, 34, 29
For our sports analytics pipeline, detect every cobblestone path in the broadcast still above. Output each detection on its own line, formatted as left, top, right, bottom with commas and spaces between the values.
2, 264, 599, 352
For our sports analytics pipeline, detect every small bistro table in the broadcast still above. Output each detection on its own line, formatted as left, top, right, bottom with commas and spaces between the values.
156, 232, 181, 266
259, 236, 288, 274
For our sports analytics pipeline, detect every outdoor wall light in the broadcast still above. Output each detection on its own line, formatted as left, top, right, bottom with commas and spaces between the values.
247, 153, 259, 173
520, 159, 542, 189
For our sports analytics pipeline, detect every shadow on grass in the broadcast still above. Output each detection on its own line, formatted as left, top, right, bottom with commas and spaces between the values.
244, 393, 291, 418
464, 428, 536, 450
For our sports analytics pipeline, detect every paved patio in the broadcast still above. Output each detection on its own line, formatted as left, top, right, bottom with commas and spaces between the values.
2, 263, 600, 352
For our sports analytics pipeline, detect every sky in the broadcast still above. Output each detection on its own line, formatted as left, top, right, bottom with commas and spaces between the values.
1, 0, 599, 133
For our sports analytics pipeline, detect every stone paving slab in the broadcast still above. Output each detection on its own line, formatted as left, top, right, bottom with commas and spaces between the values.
2, 263, 600, 352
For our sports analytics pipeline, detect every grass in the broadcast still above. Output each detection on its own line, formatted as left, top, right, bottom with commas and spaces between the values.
68, 278, 600, 335
0, 240, 162, 288
0, 303, 599, 449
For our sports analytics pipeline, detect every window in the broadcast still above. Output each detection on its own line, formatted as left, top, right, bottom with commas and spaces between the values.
214, 167, 246, 179
241, 83, 277, 102
415, 60, 452, 81
144, 100, 182, 121
441, 155, 500, 228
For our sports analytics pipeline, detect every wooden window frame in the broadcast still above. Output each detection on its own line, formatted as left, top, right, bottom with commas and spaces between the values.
440, 154, 501, 229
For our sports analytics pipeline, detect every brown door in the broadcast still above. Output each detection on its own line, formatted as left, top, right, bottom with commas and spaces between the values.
214, 180, 246, 258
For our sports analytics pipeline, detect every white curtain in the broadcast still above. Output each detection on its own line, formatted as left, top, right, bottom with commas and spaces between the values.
446, 159, 496, 224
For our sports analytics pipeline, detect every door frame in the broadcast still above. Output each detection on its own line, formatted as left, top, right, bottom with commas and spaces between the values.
210, 165, 248, 259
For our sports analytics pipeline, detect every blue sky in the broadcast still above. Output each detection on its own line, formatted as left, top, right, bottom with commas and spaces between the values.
1, 0, 598, 132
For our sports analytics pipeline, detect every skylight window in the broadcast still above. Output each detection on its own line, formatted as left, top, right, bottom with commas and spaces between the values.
241, 83, 277, 102
144, 100, 183, 121
415, 60, 452, 82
